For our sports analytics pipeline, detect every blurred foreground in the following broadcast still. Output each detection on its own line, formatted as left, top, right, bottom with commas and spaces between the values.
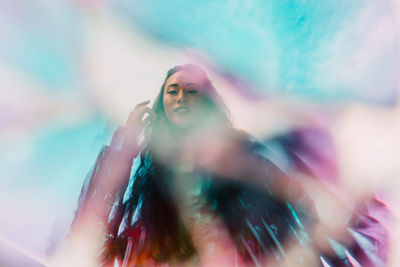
1, 0, 400, 266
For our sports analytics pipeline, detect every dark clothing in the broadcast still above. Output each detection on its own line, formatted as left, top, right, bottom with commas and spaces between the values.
72, 127, 388, 266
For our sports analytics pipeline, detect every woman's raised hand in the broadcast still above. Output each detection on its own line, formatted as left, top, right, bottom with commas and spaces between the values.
122, 100, 156, 153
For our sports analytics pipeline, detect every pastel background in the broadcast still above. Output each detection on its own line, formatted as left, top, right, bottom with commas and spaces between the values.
1, 0, 399, 266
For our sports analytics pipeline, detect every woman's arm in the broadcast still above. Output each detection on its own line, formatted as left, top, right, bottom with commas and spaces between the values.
57, 127, 140, 267
72, 100, 155, 230
71, 127, 138, 234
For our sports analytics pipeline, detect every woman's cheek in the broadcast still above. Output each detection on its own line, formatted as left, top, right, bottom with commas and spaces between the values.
163, 97, 175, 118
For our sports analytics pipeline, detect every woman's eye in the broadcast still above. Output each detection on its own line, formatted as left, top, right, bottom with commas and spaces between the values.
167, 90, 177, 95
187, 89, 198, 94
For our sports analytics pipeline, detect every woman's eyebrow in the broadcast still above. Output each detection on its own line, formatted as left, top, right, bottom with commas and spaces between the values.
167, 83, 179, 88
185, 83, 200, 87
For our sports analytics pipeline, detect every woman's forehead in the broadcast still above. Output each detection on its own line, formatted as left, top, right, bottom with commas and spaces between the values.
165, 70, 208, 87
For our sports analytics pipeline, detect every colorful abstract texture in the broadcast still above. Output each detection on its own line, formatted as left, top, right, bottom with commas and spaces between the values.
0, 0, 399, 266
113, 0, 399, 104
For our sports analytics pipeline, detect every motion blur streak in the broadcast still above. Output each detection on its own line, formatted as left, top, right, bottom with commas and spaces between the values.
0, 0, 399, 266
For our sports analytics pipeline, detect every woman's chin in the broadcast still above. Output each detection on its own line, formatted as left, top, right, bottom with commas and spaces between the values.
169, 115, 194, 129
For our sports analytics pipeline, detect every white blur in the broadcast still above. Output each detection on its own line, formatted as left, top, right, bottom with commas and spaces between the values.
0, 1, 399, 267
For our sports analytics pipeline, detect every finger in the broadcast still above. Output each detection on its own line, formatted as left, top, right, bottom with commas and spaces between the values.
127, 107, 157, 129
134, 100, 150, 108
134, 106, 154, 118
126, 106, 147, 126
141, 116, 151, 128
128, 105, 150, 119
141, 106, 157, 119
127, 107, 157, 127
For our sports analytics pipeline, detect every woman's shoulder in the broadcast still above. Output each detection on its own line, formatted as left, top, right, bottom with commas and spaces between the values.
227, 128, 294, 174
228, 129, 272, 157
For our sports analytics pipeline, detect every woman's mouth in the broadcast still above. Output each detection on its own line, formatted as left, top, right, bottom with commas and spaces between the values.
175, 106, 190, 114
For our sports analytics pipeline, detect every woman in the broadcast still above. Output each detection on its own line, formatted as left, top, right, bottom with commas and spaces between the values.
71, 64, 383, 266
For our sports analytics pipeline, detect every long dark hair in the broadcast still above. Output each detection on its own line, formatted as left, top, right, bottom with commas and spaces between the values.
105, 65, 303, 265
120, 64, 233, 262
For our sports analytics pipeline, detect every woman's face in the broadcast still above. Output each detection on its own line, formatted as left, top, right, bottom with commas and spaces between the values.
163, 70, 208, 127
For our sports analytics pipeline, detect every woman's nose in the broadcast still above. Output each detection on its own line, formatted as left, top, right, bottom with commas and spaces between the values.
177, 90, 187, 103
